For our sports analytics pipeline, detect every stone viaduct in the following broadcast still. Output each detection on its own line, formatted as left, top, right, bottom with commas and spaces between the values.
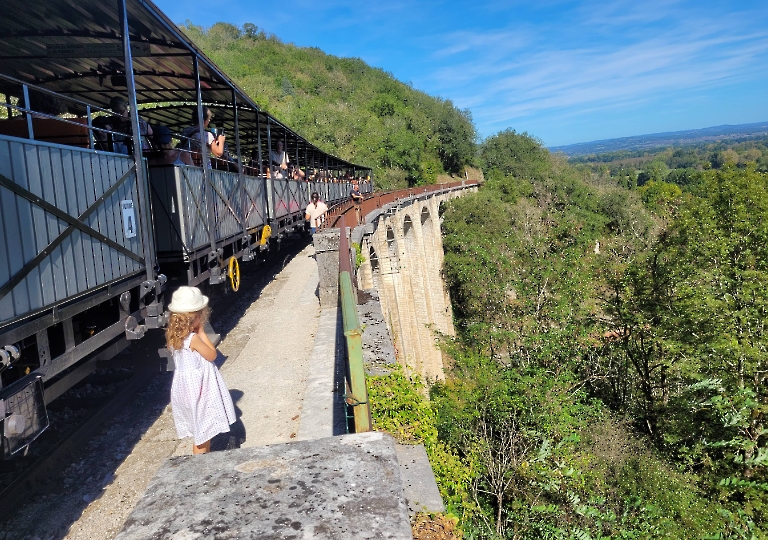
316, 183, 478, 381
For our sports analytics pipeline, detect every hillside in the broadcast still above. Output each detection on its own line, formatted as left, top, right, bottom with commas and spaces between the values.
370, 130, 768, 538
180, 22, 476, 190
550, 121, 768, 156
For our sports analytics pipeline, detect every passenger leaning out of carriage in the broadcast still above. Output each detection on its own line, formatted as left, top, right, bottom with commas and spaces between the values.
147, 126, 194, 167
178, 106, 225, 168
93, 97, 153, 154
270, 140, 290, 179
305, 192, 328, 234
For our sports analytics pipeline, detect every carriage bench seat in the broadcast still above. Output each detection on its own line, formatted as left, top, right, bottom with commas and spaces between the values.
0, 117, 90, 148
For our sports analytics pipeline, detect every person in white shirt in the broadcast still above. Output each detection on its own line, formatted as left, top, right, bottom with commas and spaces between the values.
270, 140, 289, 179
304, 192, 328, 234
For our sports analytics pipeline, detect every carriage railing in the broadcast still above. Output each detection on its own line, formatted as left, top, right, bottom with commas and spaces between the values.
0, 73, 137, 153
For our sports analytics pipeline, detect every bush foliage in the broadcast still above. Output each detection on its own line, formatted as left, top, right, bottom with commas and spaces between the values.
370, 130, 768, 538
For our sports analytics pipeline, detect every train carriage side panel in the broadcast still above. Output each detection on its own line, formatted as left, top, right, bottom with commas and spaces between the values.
242, 173, 268, 231
59, 147, 88, 295
50, 146, 78, 297
287, 180, 306, 214
295, 179, 310, 214
35, 144, 68, 304
272, 178, 291, 221
148, 166, 185, 257
0, 135, 147, 325
209, 169, 242, 242
178, 166, 209, 253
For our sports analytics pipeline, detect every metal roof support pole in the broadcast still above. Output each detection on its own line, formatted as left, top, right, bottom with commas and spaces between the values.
120, 0, 164, 331
120, 0, 154, 285
21, 84, 33, 139
232, 91, 252, 262
86, 105, 95, 150
255, 112, 265, 226
265, 118, 275, 224
193, 56, 220, 285
294, 135, 299, 176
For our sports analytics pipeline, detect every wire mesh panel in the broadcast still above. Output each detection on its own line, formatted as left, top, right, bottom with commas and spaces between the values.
0, 374, 48, 458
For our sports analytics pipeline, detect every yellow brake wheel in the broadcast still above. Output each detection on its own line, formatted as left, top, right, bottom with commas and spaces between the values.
228, 256, 240, 292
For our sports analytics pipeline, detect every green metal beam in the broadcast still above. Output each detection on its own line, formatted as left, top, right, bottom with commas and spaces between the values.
339, 271, 371, 433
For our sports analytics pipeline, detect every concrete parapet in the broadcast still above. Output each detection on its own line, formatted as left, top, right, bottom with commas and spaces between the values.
115, 432, 413, 539
313, 228, 342, 309
395, 444, 446, 515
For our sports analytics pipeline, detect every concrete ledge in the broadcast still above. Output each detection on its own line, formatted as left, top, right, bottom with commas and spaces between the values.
395, 444, 446, 516
116, 432, 413, 539
298, 307, 347, 440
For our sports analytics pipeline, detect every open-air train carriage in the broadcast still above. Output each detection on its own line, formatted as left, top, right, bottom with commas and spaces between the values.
0, 0, 371, 456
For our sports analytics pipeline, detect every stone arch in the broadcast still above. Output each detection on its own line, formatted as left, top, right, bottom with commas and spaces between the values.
420, 206, 430, 226
386, 226, 397, 260
403, 214, 414, 237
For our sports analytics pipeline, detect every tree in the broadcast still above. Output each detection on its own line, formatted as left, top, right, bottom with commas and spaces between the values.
436, 103, 476, 174
636, 160, 669, 186
480, 130, 549, 181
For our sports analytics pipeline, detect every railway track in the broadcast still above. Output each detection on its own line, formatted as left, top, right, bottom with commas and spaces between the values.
0, 235, 311, 530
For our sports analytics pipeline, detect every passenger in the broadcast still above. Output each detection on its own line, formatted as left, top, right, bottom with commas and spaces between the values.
178, 106, 225, 167
304, 192, 328, 234
270, 140, 289, 179
350, 181, 364, 225
95, 97, 153, 153
291, 165, 306, 181
147, 126, 194, 166
166, 287, 236, 455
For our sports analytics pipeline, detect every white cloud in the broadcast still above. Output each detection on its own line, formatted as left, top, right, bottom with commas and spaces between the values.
418, 2, 768, 138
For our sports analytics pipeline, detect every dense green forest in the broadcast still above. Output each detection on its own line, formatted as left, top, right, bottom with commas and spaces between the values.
369, 129, 768, 538
180, 22, 476, 190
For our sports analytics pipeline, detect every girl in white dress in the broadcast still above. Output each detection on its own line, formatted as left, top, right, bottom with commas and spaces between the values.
166, 287, 236, 454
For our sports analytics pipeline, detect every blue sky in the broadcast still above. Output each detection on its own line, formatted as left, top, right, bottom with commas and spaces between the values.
154, 0, 768, 147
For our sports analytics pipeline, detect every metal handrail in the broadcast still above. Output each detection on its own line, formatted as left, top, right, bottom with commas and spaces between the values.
339, 268, 371, 433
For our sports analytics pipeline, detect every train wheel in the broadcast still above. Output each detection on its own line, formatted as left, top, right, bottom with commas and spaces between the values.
228, 256, 240, 292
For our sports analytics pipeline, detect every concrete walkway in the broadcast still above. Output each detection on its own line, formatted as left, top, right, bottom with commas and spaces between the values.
216, 243, 342, 447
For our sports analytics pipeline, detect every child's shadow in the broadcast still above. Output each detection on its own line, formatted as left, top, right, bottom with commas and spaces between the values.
210, 388, 246, 452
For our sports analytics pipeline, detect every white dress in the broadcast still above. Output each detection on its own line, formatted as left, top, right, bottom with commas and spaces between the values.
171, 334, 236, 445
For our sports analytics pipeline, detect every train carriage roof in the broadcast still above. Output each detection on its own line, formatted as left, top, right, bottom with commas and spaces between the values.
0, 0, 367, 170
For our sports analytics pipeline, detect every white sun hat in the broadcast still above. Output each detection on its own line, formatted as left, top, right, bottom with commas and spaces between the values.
167, 286, 209, 313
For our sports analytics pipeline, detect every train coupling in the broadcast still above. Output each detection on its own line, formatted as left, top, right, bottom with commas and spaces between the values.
125, 316, 146, 340
0, 345, 20, 371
